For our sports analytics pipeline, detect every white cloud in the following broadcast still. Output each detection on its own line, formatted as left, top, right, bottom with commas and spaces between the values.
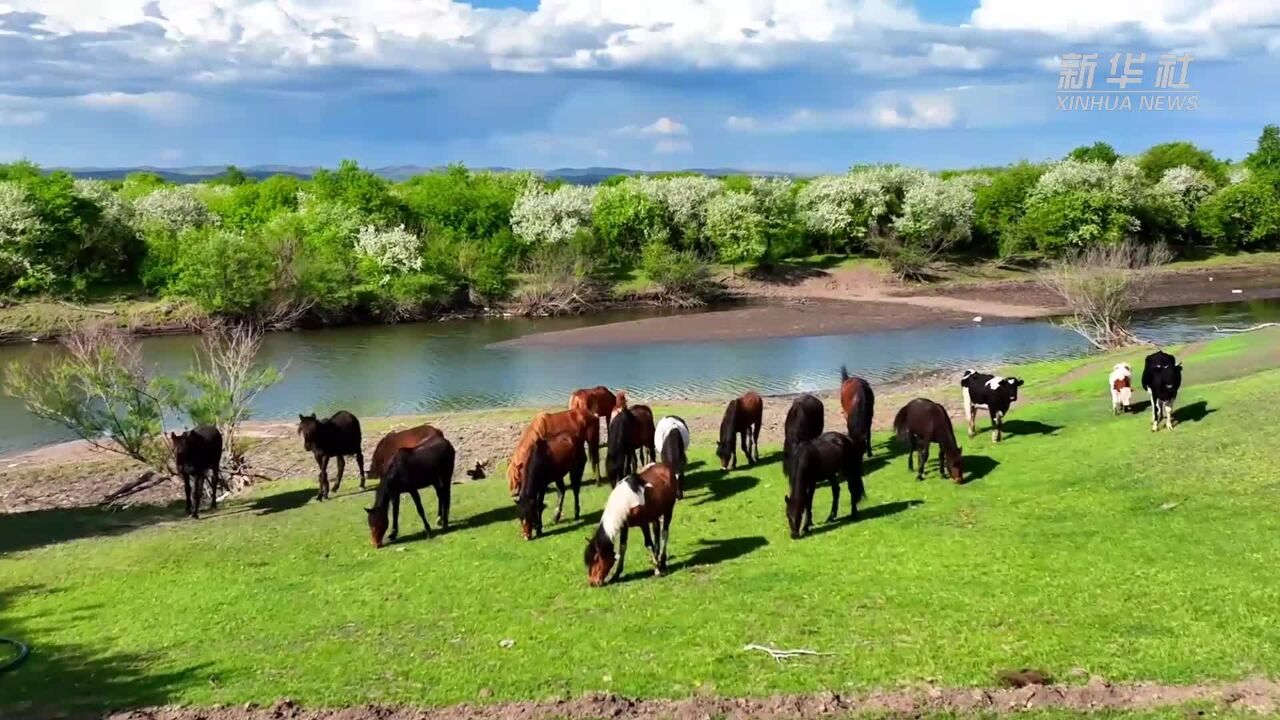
0, 109, 46, 127
725, 116, 758, 131
726, 91, 959, 133
654, 138, 692, 154
616, 116, 688, 137
75, 92, 193, 121
971, 0, 1280, 42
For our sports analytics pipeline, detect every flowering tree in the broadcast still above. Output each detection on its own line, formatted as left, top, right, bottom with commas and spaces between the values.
797, 174, 885, 249
0, 181, 46, 287
510, 184, 597, 245
706, 191, 766, 269
354, 224, 424, 277
626, 176, 723, 249
133, 186, 215, 233
1017, 158, 1142, 254
879, 177, 974, 279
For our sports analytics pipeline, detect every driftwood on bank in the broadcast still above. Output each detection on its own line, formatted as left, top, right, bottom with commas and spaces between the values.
1214, 323, 1280, 334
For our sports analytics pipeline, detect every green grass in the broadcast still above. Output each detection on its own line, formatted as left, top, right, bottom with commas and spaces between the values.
4, 333, 1280, 714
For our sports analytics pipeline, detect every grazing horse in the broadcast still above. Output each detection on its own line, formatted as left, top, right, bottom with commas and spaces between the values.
612, 390, 629, 416
507, 408, 601, 496
893, 399, 964, 483
783, 395, 824, 475
584, 463, 679, 587
297, 411, 366, 500
606, 407, 642, 485
366, 435, 454, 547
1109, 363, 1134, 415
370, 424, 444, 479
569, 386, 617, 420
516, 434, 586, 540
170, 425, 224, 518
629, 404, 657, 464
716, 391, 763, 470
786, 432, 865, 539
1142, 350, 1183, 432
839, 367, 876, 457
655, 415, 690, 498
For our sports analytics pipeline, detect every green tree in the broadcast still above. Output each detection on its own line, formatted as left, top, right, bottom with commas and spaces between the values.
1138, 141, 1227, 185
972, 162, 1045, 254
310, 160, 406, 228
208, 165, 250, 186
706, 191, 766, 269
206, 175, 301, 230
168, 228, 275, 314
591, 183, 670, 258
1068, 142, 1119, 165
396, 165, 528, 241
1195, 177, 1280, 249
1245, 124, 1280, 177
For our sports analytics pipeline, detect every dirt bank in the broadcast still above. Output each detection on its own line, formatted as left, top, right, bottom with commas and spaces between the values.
85, 677, 1280, 720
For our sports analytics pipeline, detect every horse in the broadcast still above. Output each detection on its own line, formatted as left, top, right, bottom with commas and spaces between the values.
370, 424, 443, 479
839, 367, 875, 457
783, 395, 824, 475
655, 415, 690, 498
606, 406, 642, 485
584, 463, 679, 587
170, 425, 224, 518
786, 432, 865, 539
893, 399, 964, 483
297, 411, 366, 500
515, 434, 586, 540
716, 391, 763, 470
569, 386, 617, 420
507, 408, 600, 496
366, 435, 454, 547
629, 404, 657, 464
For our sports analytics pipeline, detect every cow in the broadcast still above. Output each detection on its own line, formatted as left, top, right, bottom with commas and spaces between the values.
1109, 362, 1134, 415
960, 370, 1025, 443
1141, 350, 1182, 432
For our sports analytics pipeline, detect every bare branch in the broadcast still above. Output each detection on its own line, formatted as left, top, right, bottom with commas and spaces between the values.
1037, 241, 1171, 350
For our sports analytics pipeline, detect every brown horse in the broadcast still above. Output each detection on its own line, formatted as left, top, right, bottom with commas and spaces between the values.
716, 391, 763, 470
569, 386, 617, 419
516, 433, 586, 540
629, 404, 657, 464
584, 462, 678, 587
839, 367, 875, 458
893, 399, 964, 483
508, 408, 600, 496
369, 424, 444, 479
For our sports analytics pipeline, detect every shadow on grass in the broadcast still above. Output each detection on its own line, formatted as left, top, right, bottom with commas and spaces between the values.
540, 509, 602, 539
0, 503, 184, 555
247, 487, 316, 516
1000, 419, 1063, 438
962, 455, 999, 485
1175, 401, 1216, 424
807, 499, 924, 537
456, 501, 519, 531
0, 585, 208, 716
687, 470, 761, 506
612, 535, 768, 583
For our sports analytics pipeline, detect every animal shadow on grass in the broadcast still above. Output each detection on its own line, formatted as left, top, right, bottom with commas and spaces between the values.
248, 487, 317, 516
456, 501, 519, 531
961, 455, 999, 485
1174, 401, 1215, 424
539, 509, 602, 539
687, 470, 761, 506
999, 420, 1063, 438
613, 535, 768, 583
808, 499, 923, 537
865, 443, 909, 475
1129, 400, 1152, 414
0, 503, 182, 555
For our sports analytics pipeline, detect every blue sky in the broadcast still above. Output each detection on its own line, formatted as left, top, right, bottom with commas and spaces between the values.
1, 0, 1277, 172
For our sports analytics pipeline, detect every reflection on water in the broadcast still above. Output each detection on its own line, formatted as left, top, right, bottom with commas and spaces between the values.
2, 299, 1277, 455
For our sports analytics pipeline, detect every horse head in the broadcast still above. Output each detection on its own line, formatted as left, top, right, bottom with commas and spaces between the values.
365, 506, 389, 548
297, 414, 319, 450
583, 534, 616, 587
948, 447, 965, 484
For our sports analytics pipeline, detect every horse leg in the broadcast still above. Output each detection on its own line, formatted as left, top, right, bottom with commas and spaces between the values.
753, 422, 762, 464
356, 449, 367, 489
552, 474, 567, 524
408, 488, 432, 538
659, 509, 672, 570
640, 524, 657, 571
438, 481, 452, 531
827, 474, 840, 523
739, 430, 751, 467
333, 455, 346, 493
209, 466, 222, 510
316, 454, 330, 500
612, 526, 629, 584
181, 473, 194, 517
389, 494, 401, 541
919, 443, 929, 481
803, 486, 815, 535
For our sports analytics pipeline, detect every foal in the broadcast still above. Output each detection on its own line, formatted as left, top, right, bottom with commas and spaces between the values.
839, 367, 875, 457
893, 399, 964, 483
786, 432, 865, 538
584, 463, 678, 587
716, 391, 763, 470
297, 411, 366, 500
655, 415, 690, 498
366, 436, 454, 547
171, 425, 224, 518
516, 434, 586, 540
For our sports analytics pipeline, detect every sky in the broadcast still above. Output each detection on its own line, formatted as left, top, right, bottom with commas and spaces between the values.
1, 0, 1277, 172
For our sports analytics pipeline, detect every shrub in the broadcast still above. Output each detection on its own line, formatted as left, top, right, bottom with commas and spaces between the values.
640, 241, 714, 300
510, 184, 596, 245
168, 228, 274, 315
591, 183, 670, 258
705, 191, 766, 269
1195, 177, 1280, 249
134, 186, 214, 234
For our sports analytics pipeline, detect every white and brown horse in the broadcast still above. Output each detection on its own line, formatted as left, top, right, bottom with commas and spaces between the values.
584, 463, 678, 587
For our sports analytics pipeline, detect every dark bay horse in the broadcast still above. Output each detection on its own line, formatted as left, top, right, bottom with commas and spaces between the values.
298, 411, 366, 500
171, 425, 224, 518
655, 415, 690, 499
629, 404, 657, 464
366, 435, 455, 547
584, 462, 679, 587
606, 407, 642, 485
508, 408, 600, 496
893, 399, 964, 483
783, 394, 824, 475
516, 433, 586, 540
716, 391, 763, 470
839, 367, 875, 458
370, 423, 443, 479
569, 386, 617, 420
786, 432, 865, 538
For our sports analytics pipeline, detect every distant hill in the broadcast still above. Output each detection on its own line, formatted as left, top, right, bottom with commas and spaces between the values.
56, 165, 797, 185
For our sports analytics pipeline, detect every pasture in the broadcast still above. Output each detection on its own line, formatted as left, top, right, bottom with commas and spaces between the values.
3, 330, 1280, 716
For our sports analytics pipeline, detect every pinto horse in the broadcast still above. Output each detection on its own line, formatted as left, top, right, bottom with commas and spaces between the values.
893, 399, 964, 483
783, 395, 824, 475
629, 404, 657, 464
298, 411, 366, 500
370, 424, 444, 479
507, 408, 601, 496
839, 367, 875, 458
655, 415, 690, 499
584, 462, 679, 587
786, 432, 865, 538
569, 386, 617, 420
716, 391, 763, 470
606, 407, 642, 485
366, 435, 454, 547
516, 433, 586, 540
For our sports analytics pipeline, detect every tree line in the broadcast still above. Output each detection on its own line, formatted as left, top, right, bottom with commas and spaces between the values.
2, 125, 1278, 324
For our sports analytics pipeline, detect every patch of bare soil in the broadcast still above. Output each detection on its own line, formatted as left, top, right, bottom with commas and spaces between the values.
95, 677, 1280, 720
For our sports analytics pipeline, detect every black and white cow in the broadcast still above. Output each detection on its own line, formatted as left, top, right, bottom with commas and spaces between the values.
1141, 350, 1182, 432
960, 370, 1025, 443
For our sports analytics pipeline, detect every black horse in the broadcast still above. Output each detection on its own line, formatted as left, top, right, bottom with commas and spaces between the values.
297, 411, 366, 500
170, 425, 224, 519
840, 367, 875, 458
893, 399, 964, 483
516, 434, 586, 540
785, 432, 864, 539
783, 394, 824, 475
606, 407, 641, 485
366, 436, 454, 547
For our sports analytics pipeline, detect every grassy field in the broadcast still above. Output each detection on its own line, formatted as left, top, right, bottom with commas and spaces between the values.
3, 331, 1280, 715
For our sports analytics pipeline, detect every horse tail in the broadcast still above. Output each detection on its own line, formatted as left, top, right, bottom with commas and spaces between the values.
840, 364, 850, 384
587, 420, 601, 479
892, 404, 912, 448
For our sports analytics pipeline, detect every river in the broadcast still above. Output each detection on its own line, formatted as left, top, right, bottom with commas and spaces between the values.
1, 299, 1277, 456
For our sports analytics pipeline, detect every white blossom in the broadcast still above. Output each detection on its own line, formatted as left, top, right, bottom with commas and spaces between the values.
1159, 165, 1216, 204
892, 176, 975, 247
1229, 166, 1250, 185
510, 184, 597, 244
624, 176, 723, 234
705, 190, 766, 263
74, 179, 135, 227
133, 186, 214, 233
355, 224, 423, 275
0, 182, 45, 278
796, 174, 888, 239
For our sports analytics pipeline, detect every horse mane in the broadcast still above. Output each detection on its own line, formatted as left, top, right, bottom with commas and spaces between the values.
719, 399, 739, 446
840, 364, 850, 383
507, 414, 548, 494
613, 390, 629, 416
935, 405, 960, 456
